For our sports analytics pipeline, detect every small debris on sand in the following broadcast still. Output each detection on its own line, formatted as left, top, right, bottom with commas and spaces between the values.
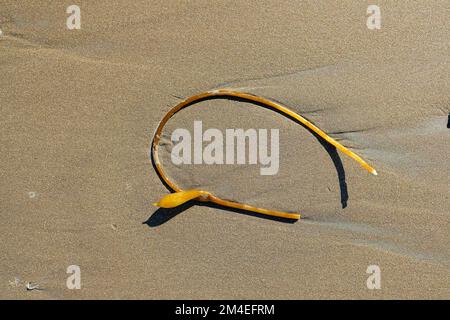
26, 282, 42, 291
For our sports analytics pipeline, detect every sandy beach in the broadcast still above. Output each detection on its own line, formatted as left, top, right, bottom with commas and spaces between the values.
0, 1, 449, 299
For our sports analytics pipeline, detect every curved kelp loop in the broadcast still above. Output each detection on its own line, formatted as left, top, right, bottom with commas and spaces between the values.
152, 89, 377, 220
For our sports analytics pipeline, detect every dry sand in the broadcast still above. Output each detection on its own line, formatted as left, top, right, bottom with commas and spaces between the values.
0, 1, 449, 299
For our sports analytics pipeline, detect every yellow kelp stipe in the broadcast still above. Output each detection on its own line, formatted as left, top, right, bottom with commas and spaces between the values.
152, 89, 377, 220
